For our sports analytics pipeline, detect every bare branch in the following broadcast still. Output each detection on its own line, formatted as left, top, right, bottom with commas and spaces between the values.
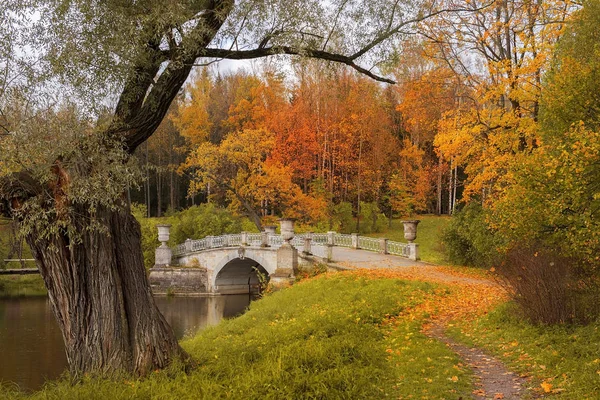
196, 47, 396, 84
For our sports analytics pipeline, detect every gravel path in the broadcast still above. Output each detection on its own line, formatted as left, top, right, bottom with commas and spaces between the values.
330, 249, 529, 399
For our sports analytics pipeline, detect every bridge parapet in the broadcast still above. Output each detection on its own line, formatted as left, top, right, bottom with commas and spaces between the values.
170, 231, 417, 261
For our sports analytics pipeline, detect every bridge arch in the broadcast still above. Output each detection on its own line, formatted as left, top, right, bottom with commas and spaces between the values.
211, 250, 276, 294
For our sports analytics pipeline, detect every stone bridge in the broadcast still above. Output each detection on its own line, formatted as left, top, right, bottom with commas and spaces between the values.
149, 221, 420, 295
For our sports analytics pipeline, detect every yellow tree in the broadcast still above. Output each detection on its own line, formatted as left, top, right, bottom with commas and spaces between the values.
430, 0, 574, 203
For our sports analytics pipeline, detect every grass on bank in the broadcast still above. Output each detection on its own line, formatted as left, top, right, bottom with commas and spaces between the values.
368, 215, 451, 265
448, 303, 600, 399
2, 272, 472, 399
0, 275, 47, 297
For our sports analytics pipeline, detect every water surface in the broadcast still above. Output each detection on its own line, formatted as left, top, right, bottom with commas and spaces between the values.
0, 295, 251, 392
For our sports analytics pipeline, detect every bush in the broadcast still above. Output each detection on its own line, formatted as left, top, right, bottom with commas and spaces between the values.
169, 204, 252, 244
331, 202, 354, 233
495, 245, 600, 325
358, 202, 387, 234
442, 202, 501, 268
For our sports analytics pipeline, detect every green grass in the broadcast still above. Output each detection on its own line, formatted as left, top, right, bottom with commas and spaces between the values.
4, 273, 473, 399
0, 218, 34, 269
448, 303, 600, 399
368, 215, 451, 264
0, 275, 47, 297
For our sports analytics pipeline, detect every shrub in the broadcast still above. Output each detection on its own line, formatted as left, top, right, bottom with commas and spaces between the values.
495, 245, 600, 324
170, 204, 249, 244
332, 202, 354, 233
442, 202, 501, 268
358, 201, 387, 234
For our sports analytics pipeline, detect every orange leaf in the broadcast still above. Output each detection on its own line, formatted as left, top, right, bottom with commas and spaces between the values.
541, 381, 553, 393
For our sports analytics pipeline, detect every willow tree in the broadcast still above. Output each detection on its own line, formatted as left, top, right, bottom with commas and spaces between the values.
0, 0, 464, 376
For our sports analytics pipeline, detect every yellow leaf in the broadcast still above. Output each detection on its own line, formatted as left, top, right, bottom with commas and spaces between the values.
451, 376, 459, 382
541, 381, 553, 393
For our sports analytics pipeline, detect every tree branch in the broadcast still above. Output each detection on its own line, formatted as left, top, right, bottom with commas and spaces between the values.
196, 47, 396, 84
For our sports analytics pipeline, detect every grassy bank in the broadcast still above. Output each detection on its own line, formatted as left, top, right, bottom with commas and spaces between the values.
449, 303, 600, 399
0, 275, 47, 297
3, 272, 472, 399
368, 215, 451, 264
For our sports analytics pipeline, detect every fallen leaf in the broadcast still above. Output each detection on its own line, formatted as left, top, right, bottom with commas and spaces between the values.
541, 381, 553, 393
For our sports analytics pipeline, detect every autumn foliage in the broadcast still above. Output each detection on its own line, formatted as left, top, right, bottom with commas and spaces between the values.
169, 63, 456, 231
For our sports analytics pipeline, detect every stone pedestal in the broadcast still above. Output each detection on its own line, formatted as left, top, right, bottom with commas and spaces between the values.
261, 231, 269, 247
407, 243, 419, 261
154, 224, 172, 266
155, 245, 173, 267
325, 244, 333, 262
275, 242, 298, 276
351, 233, 359, 249
303, 237, 312, 255
327, 231, 335, 245
379, 238, 388, 254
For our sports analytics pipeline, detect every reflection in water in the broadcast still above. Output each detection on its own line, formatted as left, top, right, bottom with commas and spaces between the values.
0, 294, 251, 392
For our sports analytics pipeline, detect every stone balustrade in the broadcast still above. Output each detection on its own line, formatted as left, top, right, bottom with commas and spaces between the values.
168, 231, 418, 261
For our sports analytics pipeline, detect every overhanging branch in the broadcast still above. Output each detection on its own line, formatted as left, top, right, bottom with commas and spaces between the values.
197, 47, 396, 84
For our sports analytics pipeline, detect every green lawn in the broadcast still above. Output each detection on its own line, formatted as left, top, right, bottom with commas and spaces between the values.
0, 275, 47, 297
3, 272, 473, 399
368, 215, 451, 265
0, 218, 34, 270
449, 303, 600, 399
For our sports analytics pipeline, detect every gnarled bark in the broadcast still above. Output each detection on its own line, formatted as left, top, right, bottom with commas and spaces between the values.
26, 205, 187, 376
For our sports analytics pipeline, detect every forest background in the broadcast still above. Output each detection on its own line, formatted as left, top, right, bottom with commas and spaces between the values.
133, 0, 600, 324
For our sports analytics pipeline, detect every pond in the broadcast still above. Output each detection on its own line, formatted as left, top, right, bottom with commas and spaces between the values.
0, 295, 252, 392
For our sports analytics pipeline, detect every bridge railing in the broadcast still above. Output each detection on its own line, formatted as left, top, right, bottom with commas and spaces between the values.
311, 244, 330, 260
358, 236, 380, 252
171, 230, 418, 261
387, 240, 410, 257
334, 233, 352, 247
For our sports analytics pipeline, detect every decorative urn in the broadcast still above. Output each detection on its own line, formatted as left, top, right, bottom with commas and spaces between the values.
401, 220, 420, 243
278, 218, 296, 243
156, 224, 171, 245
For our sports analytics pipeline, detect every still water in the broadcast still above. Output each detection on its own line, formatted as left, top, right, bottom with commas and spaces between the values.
0, 295, 251, 392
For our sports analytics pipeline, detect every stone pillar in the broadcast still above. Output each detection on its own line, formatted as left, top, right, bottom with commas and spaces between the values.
303, 237, 312, 255
270, 242, 297, 288
274, 218, 298, 284
223, 234, 230, 247
351, 233, 359, 249
154, 224, 172, 267
379, 238, 388, 254
327, 231, 335, 246
241, 231, 248, 246
206, 235, 214, 248
326, 244, 333, 262
408, 243, 419, 261
261, 231, 269, 247
185, 238, 193, 253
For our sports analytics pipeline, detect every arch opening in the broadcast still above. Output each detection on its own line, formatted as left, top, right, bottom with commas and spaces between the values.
214, 258, 269, 295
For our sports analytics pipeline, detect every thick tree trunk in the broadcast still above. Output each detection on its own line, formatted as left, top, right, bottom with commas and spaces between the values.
26, 205, 187, 376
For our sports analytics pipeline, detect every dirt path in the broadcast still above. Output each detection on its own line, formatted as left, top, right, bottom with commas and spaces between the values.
426, 319, 528, 399
331, 251, 530, 399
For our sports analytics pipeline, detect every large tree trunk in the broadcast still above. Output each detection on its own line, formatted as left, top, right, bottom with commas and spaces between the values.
26, 205, 187, 376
